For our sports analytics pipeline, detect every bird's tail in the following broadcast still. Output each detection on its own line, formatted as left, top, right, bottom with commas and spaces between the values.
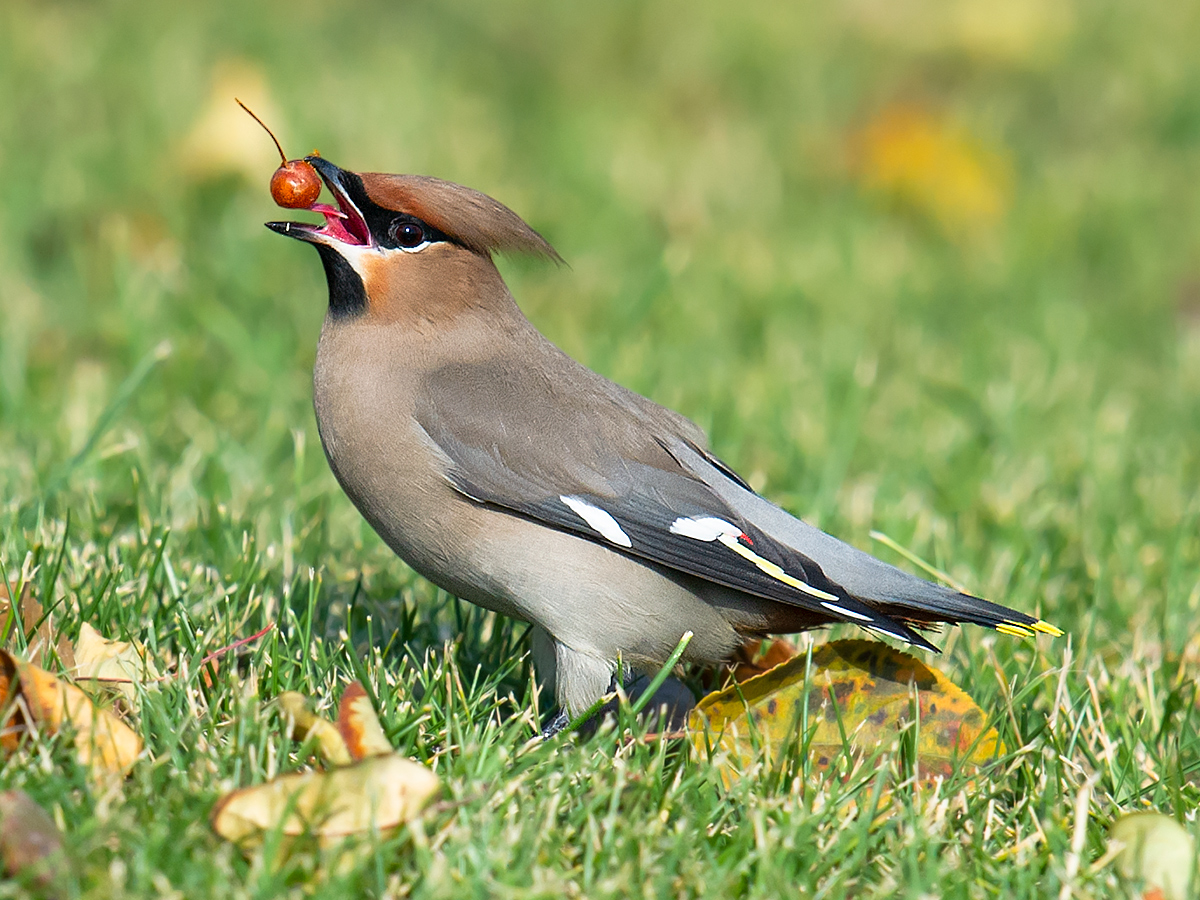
671, 438, 1061, 647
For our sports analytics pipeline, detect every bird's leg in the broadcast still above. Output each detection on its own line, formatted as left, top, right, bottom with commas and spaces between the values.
553, 641, 617, 723
529, 624, 558, 696
548, 666, 632, 740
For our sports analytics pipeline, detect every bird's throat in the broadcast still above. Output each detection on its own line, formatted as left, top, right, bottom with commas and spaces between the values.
314, 244, 367, 318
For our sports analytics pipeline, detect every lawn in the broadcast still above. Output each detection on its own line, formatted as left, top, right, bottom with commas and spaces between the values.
1, 0, 1199, 896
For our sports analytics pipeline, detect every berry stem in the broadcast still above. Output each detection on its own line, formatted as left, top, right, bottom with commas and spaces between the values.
235, 98, 287, 165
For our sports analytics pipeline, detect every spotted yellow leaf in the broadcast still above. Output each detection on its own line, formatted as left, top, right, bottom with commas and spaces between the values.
690, 639, 1003, 785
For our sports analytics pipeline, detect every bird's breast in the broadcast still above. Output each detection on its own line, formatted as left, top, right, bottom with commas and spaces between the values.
312, 324, 530, 618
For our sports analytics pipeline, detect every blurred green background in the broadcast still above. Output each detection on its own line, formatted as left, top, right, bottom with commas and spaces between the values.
2, 0, 1200, 894
3, 0, 1197, 647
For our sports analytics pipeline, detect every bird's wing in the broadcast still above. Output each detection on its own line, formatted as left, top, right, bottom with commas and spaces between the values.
414, 354, 1053, 647
666, 438, 1057, 637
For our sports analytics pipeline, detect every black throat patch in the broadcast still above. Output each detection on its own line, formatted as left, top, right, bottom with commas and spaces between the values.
314, 244, 367, 318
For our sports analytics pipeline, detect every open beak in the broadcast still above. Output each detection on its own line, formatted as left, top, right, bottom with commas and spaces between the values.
266, 157, 372, 248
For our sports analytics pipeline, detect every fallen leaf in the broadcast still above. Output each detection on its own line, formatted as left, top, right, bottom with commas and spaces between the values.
216, 682, 440, 852
200, 658, 219, 690
728, 638, 800, 683
0, 789, 66, 892
0, 650, 142, 780
74, 622, 161, 709
852, 104, 1011, 235
844, 0, 1073, 64
211, 753, 439, 848
1, 583, 75, 671
1109, 812, 1194, 900
690, 639, 1003, 786
178, 59, 287, 182
0, 652, 21, 753
279, 692, 352, 766
337, 682, 392, 761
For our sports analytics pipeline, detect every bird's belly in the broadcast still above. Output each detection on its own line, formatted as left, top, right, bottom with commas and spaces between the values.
316, 424, 529, 621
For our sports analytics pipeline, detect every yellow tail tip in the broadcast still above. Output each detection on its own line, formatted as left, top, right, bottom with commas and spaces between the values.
995, 623, 1035, 638
1032, 620, 1064, 637
995, 619, 1063, 638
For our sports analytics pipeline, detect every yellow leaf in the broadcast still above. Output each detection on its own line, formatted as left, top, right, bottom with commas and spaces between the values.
951, 0, 1074, 63
725, 638, 801, 684
0, 650, 143, 780
689, 639, 1003, 786
854, 104, 1010, 234
74, 622, 161, 709
844, 0, 1073, 65
1109, 812, 1194, 900
278, 692, 352, 767
177, 59, 288, 182
211, 754, 439, 848
336, 682, 392, 761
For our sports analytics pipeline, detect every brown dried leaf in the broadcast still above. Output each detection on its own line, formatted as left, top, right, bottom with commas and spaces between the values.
0, 650, 142, 779
211, 754, 439, 848
336, 682, 392, 761
0, 583, 74, 671
200, 658, 219, 690
0, 652, 21, 753
690, 639, 1002, 787
0, 789, 66, 892
74, 622, 161, 709
279, 692, 352, 766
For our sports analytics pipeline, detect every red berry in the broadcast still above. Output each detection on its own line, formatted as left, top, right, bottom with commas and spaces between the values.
236, 98, 321, 210
270, 160, 321, 209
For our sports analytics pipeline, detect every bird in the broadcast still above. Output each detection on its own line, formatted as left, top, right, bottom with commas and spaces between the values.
266, 155, 1061, 733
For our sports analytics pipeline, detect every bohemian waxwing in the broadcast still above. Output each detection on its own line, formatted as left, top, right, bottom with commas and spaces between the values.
267, 156, 1060, 732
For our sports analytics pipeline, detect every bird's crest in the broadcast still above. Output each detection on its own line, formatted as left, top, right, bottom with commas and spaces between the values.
360, 173, 562, 262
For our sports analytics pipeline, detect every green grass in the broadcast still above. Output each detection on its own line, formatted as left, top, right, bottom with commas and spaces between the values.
2, 0, 1199, 896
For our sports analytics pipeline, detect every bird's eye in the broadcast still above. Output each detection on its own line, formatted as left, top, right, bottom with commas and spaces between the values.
391, 220, 426, 249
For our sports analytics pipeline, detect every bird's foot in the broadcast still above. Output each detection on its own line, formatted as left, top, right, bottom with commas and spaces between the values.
540, 708, 570, 739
